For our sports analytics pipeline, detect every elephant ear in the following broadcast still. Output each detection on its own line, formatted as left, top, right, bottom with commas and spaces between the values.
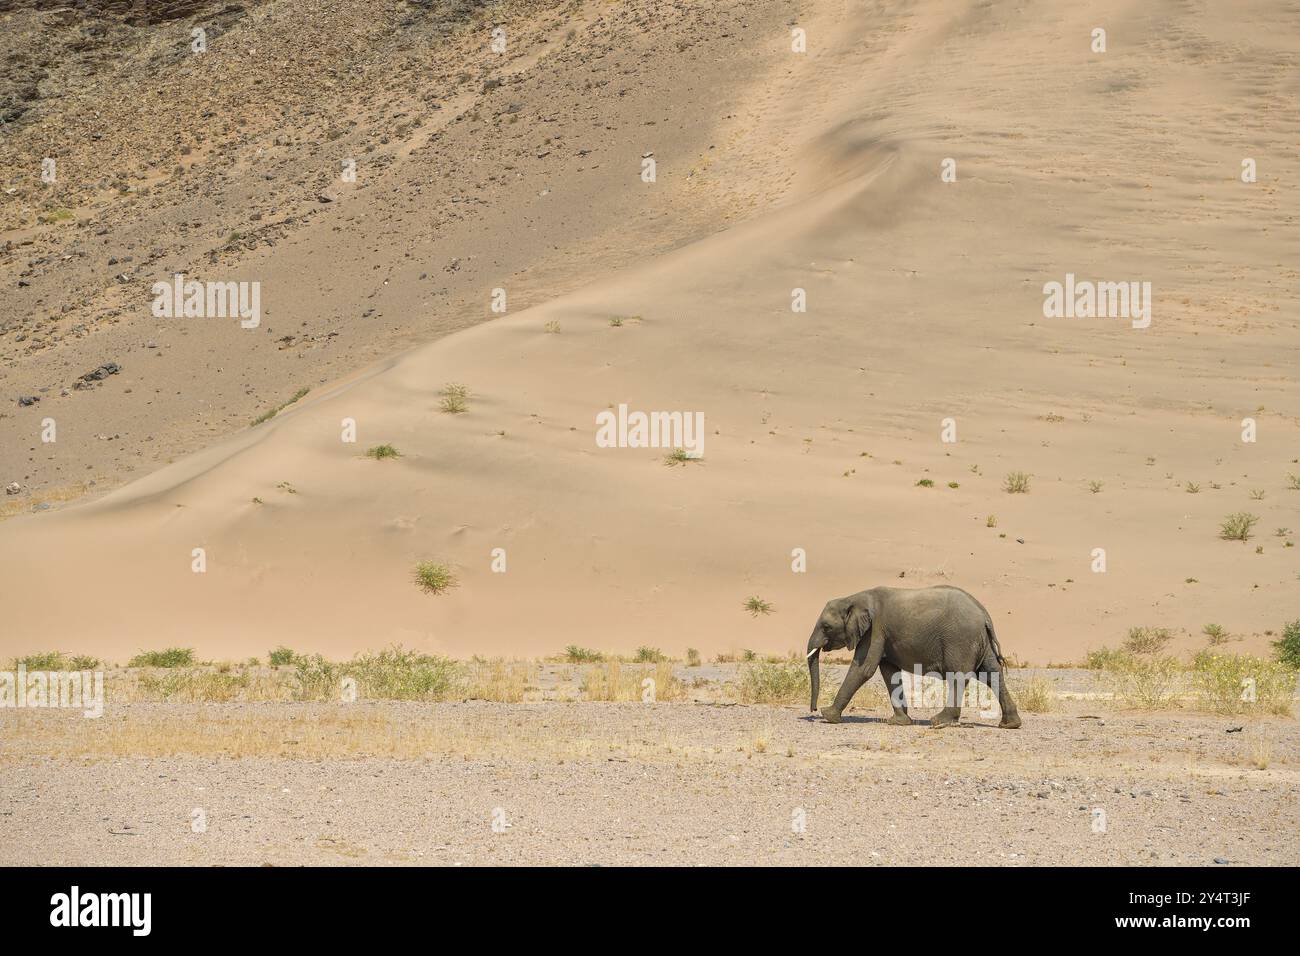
845, 603, 873, 652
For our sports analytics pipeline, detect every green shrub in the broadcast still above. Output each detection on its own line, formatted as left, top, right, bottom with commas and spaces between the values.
413, 561, 457, 594
1191, 651, 1294, 716
1201, 623, 1229, 646
1121, 626, 1173, 656
129, 647, 196, 668
633, 646, 665, 663
366, 444, 401, 459
295, 646, 461, 701
739, 661, 810, 704
563, 645, 604, 663
1219, 512, 1259, 542
439, 383, 469, 414
1274, 620, 1300, 669
268, 646, 298, 666
1003, 471, 1030, 494
1097, 655, 1183, 709
13, 651, 69, 670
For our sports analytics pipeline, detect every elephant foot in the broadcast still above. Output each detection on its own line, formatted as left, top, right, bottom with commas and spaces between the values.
929, 710, 961, 729
819, 707, 843, 724
999, 713, 1022, 729
886, 712, 914, 726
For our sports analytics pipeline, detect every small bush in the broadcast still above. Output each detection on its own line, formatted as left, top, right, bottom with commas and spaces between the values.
1201, 624, 1229, 646
268, 646, 298, 666
1083, 647, 1132, 670
11, 651, 100, 670
1098, 655, 1183, 710
1008, 675, 1053, 713
366, 444, 401, 459
1191, 651, 1294, 716
633, 646, 665, 663
686, 648, 701, 667
1286, 473, 1300, 491
1003, 471, 1030, 494
1185, 481, 1200, 494
295, 646, 461, 701
563, 645, 604, 663
1274, 620, 1300, 668
986, 515, 997, 528
439, 383, 469, 414
739, 661, 810, 704
543, 321, 561, 334
744, 596, 773, 617
581, 661, 681, 701
129, 648, 196, 668
13, 651, 69, 670
413, 561, 457, 594
1219, 512, 1259, 542
915, 478, 934, 488
136, 669, 273, 703
663, 447, 699, 466
1122, 626, 1173, 656
608, 316, 624, 327
464, 659, 533, 703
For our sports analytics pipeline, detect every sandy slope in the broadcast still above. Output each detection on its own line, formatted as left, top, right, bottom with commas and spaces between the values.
2, 0, 1298, 663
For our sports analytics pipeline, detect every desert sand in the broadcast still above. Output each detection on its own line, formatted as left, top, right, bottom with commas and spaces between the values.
2, 0, 1298, 667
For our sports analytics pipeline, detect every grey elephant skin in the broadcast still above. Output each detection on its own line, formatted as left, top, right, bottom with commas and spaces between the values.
805, 585, 1021, 729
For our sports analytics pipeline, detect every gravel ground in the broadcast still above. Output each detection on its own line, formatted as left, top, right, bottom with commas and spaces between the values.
1, 700, 1295, 866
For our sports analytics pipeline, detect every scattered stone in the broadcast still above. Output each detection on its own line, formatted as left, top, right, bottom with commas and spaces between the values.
5, 482, 21, 495
75, 362, 122, 388
18, 395, 39, 406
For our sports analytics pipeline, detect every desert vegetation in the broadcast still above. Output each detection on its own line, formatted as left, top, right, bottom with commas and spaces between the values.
438, 383, 470, 414
1003, 471, 1030, 494
413, 562, 457, 594
1219, 512, 1259, 542
251, 387, 310, 426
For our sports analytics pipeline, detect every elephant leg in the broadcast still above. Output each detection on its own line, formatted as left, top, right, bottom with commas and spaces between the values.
879, 661, 912, 725
977, 653, 1021, 729
820, 637, 883, 723
929, 669, 964, 729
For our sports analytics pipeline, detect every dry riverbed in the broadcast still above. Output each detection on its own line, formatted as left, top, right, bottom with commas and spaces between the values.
1, 696, 1294, 866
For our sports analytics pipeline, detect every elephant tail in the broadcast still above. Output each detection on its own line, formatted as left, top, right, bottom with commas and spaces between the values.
984, 619, 1005, 665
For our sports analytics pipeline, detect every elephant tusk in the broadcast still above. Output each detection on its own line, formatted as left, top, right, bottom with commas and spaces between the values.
806, 648, 819, 659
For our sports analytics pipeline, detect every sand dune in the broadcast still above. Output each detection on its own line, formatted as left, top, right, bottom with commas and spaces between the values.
2, 0, 1298, 663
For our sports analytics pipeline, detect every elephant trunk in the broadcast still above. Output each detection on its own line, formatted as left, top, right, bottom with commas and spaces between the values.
806, 633, 824, 713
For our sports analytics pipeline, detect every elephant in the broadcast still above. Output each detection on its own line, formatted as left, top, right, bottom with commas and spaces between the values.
805, 585, 1021, 729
